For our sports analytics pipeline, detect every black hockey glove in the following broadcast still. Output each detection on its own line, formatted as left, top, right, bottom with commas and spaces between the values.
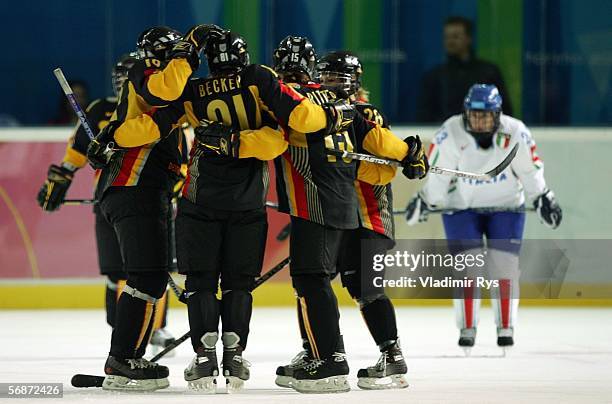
405, 193, 432, 225
86, 121, 120, 170
167, 40, 200, 71
401, 135, 429, 180
37, 164, 74, 212
194, 119, 240, 158
534, 189, 562, 229
184, 24, 224, 51
322, 99, 356, 135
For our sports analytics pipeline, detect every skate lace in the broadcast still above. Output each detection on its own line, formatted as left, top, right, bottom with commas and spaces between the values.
126, 358, 155, 370
303, 358, 325, 372
374, 352, 388, 374
290, 350, 309, 366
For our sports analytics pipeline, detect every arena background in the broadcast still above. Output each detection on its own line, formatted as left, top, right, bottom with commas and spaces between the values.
1, 0, 611, 308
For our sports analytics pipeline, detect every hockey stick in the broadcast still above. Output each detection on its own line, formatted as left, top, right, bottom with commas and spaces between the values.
167, 276, 186, 303
71, 256, 291, 388
326, 143, 519, 182
393, 206, 536, 215
262, 201, 291, 241
63, 199, 97, 206
276, 223, 292, 241
53, 68, 96, 140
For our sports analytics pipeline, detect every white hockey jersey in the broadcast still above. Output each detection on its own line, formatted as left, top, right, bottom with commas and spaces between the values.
420, 114, 547, 209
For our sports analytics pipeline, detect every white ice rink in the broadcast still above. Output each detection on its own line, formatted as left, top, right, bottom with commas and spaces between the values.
1, 306, 611, 403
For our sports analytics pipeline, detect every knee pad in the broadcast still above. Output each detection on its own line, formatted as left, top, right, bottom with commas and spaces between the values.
107, 272, 127, 285
357, 293, 389, 309
221, 275, 255, 292
292, 274, 331, 297
185, 272, 218, 293
125, 271, 168, 301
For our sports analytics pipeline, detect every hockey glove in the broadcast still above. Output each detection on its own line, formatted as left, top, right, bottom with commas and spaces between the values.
86, 121, 120, 170
194, 119, 240, 158
36, 164, 75, 212
534, 189, 562, 229
184, 24, 224, 51
405, 193, 432, 225
401, 135, 429, 179
167, 40, 200, 71
322, 99, 356, 135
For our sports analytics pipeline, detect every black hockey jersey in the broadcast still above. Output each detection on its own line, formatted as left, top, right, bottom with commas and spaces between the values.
275, 83, 407, 229
96, 56, 193, 199
354, 102, 394, 239
112, 64, 329, 211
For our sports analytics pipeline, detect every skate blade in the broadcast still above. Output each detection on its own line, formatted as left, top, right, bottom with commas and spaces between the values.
462, 347, 472, 357
102, 375, 169, 391
500, 345, 513, 357
187, 376, 217, 394
292, 375, 350, 394
225, 376, 245, 393
274, 375, 294, 388
357, 374, 409, 390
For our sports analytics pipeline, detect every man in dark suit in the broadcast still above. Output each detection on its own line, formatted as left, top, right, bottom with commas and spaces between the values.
416, 16, 513, 123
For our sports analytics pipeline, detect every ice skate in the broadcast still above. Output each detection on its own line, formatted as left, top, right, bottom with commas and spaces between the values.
275, 349, 311, 388
221, 332, 250, 393
291, 352, 350, 394
149, 328, 176, 358
292, 337, 349, 394
185, 332, 219, 393
459, 327, 477, 356
357, 340, 408, 390
102, 356, 169, 391
497, 327, 514, 355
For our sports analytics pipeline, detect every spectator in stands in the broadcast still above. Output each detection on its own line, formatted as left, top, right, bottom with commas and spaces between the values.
416, 16, 512, 123
49, 80, 89, 125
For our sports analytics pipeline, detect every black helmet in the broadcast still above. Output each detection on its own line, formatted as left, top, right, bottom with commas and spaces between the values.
204, 31, 250, 76
136, 26, 182, 60
111, 52, 138, 96
315, 51, 363, 95
272, 36, 317, 80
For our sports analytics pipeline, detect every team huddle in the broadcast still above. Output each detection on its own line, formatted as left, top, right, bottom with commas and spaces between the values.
37, 23, 561, 394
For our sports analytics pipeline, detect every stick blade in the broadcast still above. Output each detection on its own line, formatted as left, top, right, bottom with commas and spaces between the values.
485, 143, 518, 178
71, 374, 104, 388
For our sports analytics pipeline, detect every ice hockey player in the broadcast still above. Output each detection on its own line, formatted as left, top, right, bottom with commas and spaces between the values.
37, 51, 174, 343
316, 50, 410, 389
84, 25, 220, 392
97, 30, 358, 393
271, 36, 428, 394
405, 84, 562, 352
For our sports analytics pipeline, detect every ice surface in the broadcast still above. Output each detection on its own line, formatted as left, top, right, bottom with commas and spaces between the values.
1, 306, 611, 403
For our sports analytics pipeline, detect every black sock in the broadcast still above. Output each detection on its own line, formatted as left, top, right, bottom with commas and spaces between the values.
221, 290, 253, 349
109, 272, 167, 359
361, 296, 398, 348
292, 274, 340, 359
110, 294, 156, 359
187, 290, 220, 352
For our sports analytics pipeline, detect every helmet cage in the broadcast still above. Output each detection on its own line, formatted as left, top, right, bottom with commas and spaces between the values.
111, 53, 138, 96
